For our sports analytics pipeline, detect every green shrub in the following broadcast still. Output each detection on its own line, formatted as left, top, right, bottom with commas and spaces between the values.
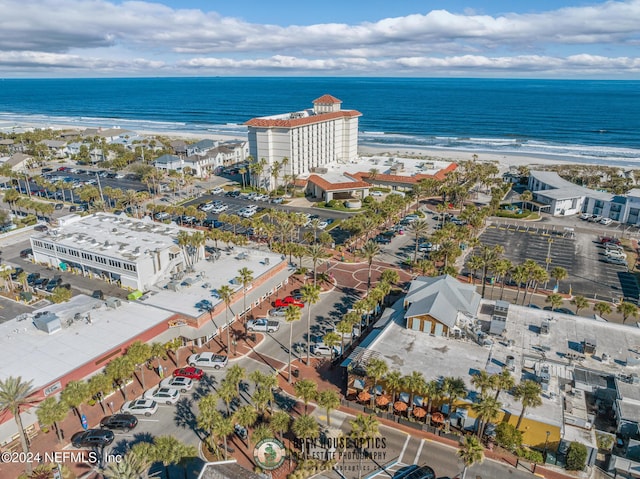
326, 200, 338, 207
566, 441, 587, 471
516, 447, 544, 464
496, 209, 531, 219
495, 423, 522, 452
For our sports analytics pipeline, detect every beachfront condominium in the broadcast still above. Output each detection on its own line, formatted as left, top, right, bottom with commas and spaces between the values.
245, 95, 361, 189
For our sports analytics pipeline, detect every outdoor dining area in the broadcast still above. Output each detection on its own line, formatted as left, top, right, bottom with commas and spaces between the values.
346, 377, 449, 429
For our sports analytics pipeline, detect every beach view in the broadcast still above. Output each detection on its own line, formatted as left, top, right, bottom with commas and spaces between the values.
1, 2, 640, 479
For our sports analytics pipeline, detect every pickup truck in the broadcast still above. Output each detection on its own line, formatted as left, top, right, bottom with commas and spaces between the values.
246, 318, 281, 333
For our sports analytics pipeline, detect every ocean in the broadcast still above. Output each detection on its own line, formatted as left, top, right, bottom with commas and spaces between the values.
0, 77, 639, 166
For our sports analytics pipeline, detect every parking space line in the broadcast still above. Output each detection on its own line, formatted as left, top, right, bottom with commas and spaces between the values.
414, 439, 425, 464
397, 435, 411, 464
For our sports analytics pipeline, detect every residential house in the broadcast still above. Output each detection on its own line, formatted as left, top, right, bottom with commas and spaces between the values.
154, 154, 183, 173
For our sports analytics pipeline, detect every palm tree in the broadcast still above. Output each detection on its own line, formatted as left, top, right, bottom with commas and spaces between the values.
551, 266, 568, 293
292, 415, 320, 460
546, 293, 564, 311
125, 341, 152, 390
217, 284, 234, 355
511, 265, 528, 304
306, 244, 329, 287
270, 411, 291, 441
472, 396, 502, 438
36, 397, 68, 443
198, 394, 222, 454
442, 376, 467, 418
285, 305, 302, 383
216, 380, 237, 416
366, 358, 389, 408
60, 380, 90, 423
403, 371, 426, 410
234, 405, 258, 449
520, 189, 533, 212
294, 379, 318, 414
317, 390, 340, 426
471, 370, 494, 399
336, 319, 354, 353
0, 377, 39, 474
359, 240, 381, 291
571, 295, 589, 315
479, 245, 504, 298
384, 370, 403, 408
100, 451, 152, 479
301, 284, 321, 365
493, 369, 515, 401
152, 435, 197, 478
349, 414, 380, 479
466, 255, 483, 285
410, 220, 430, 263
618, 301, 639, 324
513, 380, 543, 430
236, 267, 254, 335
105, 355, 135, 400
458, 435, 485, 479
594, 301, 612, 319
380, 269, 400, 285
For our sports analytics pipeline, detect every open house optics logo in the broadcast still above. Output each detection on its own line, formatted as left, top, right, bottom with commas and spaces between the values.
253, 438, 286, 471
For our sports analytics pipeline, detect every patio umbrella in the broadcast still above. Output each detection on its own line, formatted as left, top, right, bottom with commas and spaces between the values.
394, 401, 408, 412
358, 390, 371, 403
376, 395, 391, 407
412, 407, 427, 418
353, 378, 365, 390
431, 412, 445, 424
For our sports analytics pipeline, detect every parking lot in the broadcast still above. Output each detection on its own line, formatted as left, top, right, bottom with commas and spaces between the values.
478, 222, 638, 302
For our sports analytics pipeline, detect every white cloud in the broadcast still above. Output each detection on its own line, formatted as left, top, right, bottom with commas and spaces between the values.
0, 0, 639, 76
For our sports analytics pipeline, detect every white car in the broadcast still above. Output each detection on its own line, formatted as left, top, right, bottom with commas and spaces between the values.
600, 217, 613, 225
317, 221, 329, 229
121, 399, 158, 417
143, 386, 181, 405
212, 187, 224, 194
370, 191, 383, 197
201, 203, 214, 212
311, 343, 342, 356
271, 197, 284, 204
160, 376, 194, 392
605, 250, 625, 259
154, 212, 170, 220
188, 352, 228, 369
268, 307, 287, 317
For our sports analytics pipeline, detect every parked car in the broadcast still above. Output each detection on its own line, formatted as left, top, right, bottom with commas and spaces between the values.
34, 224, 48, 232
54, 203, 64, 210
601, 236, 621, 245
370, 191, 383, 196
188, 352, 228, 369
605, 249, 625, 259
555, 307, 576, 315
247, 318, 281, 333
589, 215, 603, 223
271, 197, 284, 204
605, 256, 628, 266
143, 386, 181, 405
268, 307, 287, 317
20, 248, 33, 258
99, 414, 138, 432
211, 187, 224, 194
160, 376, 194, 392
120, 399, 158, 416
392, 464, 436, 479
579, 213, 593, 220
71, 429, 114, 448
92, 290, 104, 300
273, 297, 304, 308
155, 212, 170, 220
375, 235, 391, 244
310, 343, 341, 356
10, 267, 24, 280
173, 366, 205, 380
600, 217, 614, 225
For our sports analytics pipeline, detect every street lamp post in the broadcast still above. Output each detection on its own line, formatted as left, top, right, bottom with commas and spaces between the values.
544, 430, 551, 462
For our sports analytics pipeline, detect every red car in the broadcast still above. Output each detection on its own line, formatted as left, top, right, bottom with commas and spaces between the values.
173, 367, 204, 380
273, 297, 304, 308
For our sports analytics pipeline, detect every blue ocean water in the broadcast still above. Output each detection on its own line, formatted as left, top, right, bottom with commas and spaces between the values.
0, 77, 639, 166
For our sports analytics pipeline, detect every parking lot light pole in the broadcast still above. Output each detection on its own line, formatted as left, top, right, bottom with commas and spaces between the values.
544, 430, 550, 462
545, 238, 553, 272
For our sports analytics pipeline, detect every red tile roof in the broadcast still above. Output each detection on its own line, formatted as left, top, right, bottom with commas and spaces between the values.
307, 174, 372, 192
350, 163, 458, 185
313, 94, 342, 104
245, 110, 361, 128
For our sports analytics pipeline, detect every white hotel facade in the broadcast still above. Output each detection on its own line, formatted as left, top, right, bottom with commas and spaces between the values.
245, 95, 361, 189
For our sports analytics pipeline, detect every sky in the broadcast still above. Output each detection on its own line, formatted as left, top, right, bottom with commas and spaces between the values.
0, 0, 639, 79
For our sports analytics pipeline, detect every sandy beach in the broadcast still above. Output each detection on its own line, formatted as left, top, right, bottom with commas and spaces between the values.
8, 120, 591, 172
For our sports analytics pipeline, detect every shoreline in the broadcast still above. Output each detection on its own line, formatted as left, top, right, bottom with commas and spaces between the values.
3, 120, 631, 172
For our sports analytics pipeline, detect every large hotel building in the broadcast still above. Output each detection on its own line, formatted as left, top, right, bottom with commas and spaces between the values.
245, 95, 361, 188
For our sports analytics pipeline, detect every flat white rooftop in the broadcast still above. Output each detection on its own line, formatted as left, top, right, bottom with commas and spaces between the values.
33, 213, 191, 262
0, 295, 174, 389
141, 246, 286, 317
